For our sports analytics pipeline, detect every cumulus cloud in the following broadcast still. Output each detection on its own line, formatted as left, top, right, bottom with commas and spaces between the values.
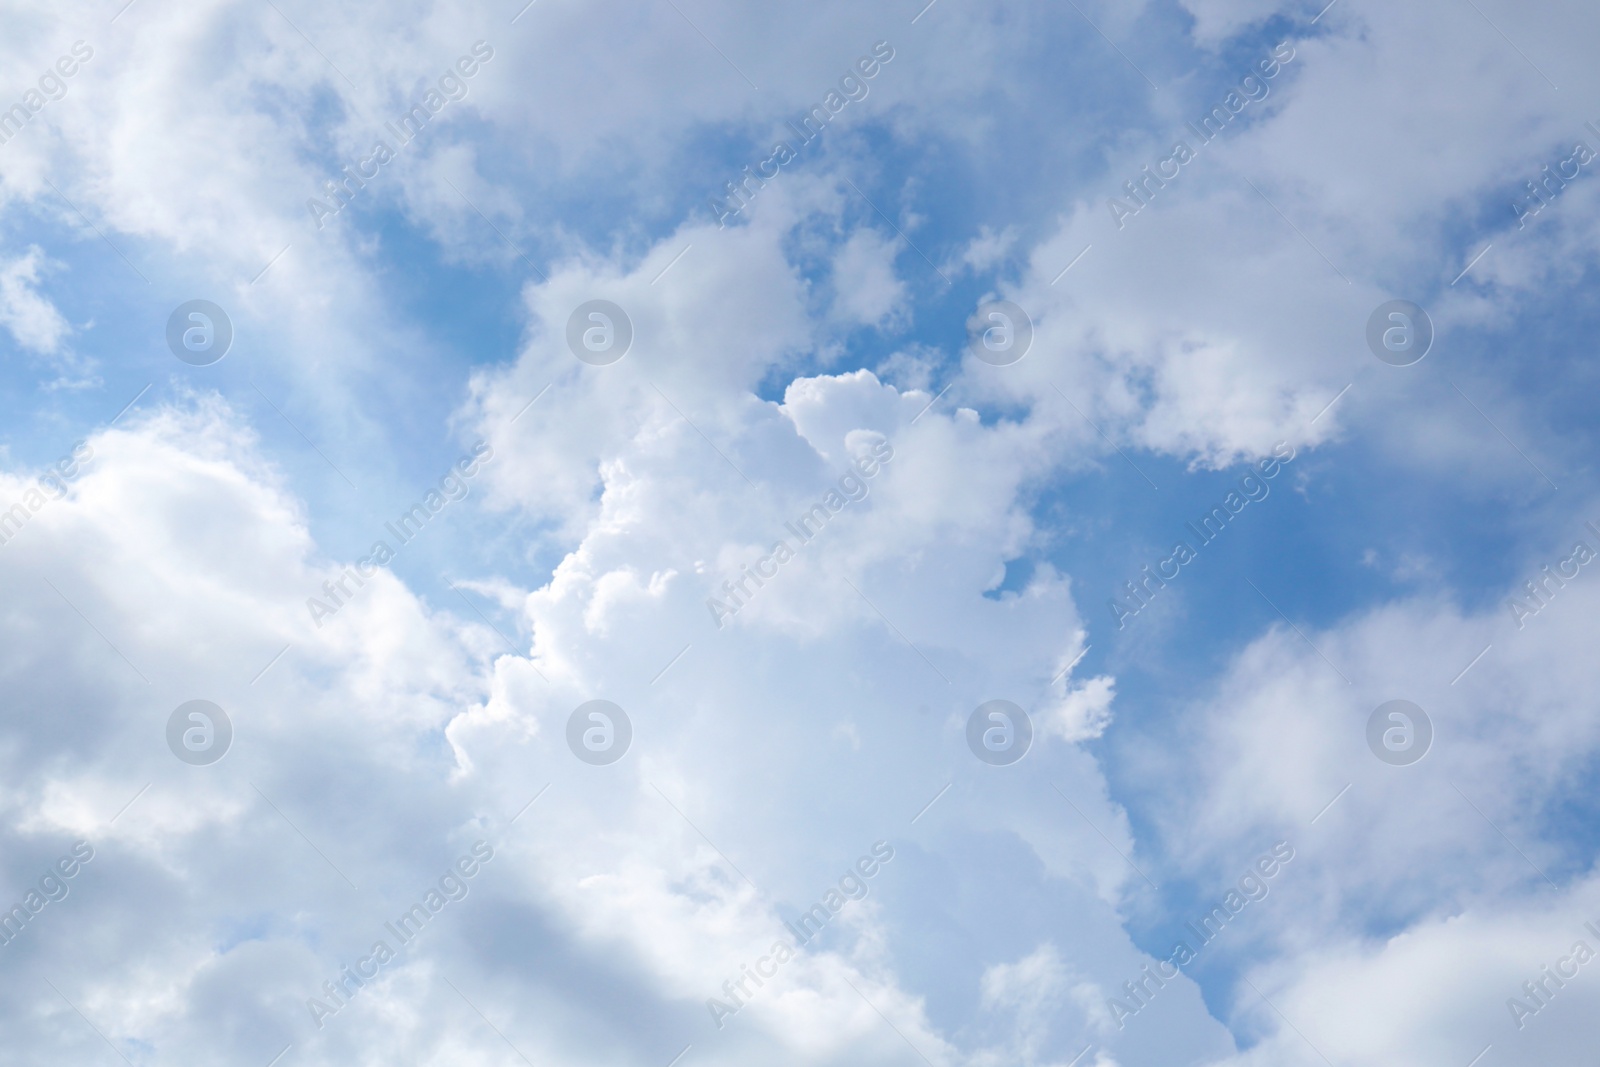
3, 0, 1600, 1063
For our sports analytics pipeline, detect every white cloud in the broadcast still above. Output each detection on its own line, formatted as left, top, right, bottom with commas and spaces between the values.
0, 245, 69, 355
829, 228, 908, 328
4, 0, 1600, 1062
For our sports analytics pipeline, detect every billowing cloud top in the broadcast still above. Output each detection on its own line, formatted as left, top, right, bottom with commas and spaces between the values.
1, 0, 1598, 1064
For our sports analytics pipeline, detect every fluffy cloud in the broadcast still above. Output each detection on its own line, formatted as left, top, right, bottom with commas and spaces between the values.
4, 0, 1600, 1063
0, 245, 70, 356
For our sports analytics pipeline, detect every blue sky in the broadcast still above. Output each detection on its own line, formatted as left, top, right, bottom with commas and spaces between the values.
3, 1, 1600, 1065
